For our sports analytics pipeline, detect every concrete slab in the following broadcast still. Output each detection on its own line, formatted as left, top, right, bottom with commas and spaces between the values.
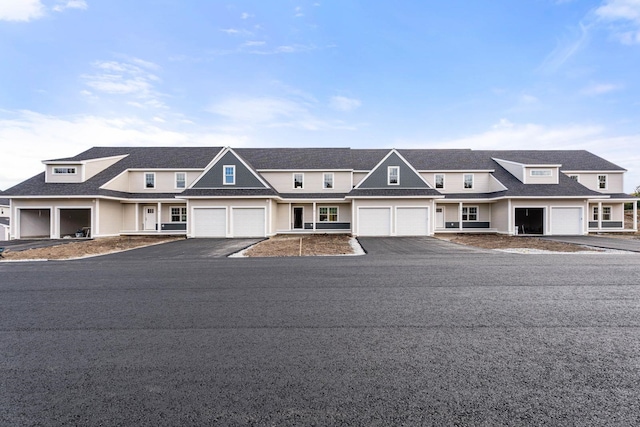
540, 235, 640, 253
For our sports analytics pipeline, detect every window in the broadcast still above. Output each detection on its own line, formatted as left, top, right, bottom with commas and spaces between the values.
434, 174, 444, 189
171, 207, 187, 222
293, 173, 304, 189
593, 206, 612, 221
598, 175, 607, 190
53, 167, 76, 174
463, 174, 474, 189
323, 173, 334, 189
319, 206, 338, 222
388, 166, 399, 185
175, 172, 186, 189
569, 175, 580, 182
462, 206, 478, 221
224, 165, 235, 185
144, 172, 155, 189
531, 169, 552, 176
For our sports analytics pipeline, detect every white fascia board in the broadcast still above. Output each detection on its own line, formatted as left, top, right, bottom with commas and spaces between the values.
489, 175, 508, 191
392, 149, 434, 188
127, 168, 203, 171
189, 147, 272, 189
561, 170, 627, 173
346, 195, 446, 199
175, 195, 278, 200
417, 169, 495, 173
256, 169, 353, 172
354, 149, 431, 189
492, 158, 524, 167
42, 160, 84, 165
188, 147, 228, 188
277, 198, 348, 202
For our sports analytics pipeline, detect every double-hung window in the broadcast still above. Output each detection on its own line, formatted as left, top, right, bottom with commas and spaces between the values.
144, 172, 155, 189
435, 174, 444, 189
462, 206, 478, 221
388, 166, 399, 185
224, 165, 235, 185
463, 174, 474, 189
593, 206, 612, 221
323, 173, 334, 189
319, 207, 338, 222
294, 173, 304, 189
175, 172, 186, 189
171, 207, 187, 222
598, 175, 607, 190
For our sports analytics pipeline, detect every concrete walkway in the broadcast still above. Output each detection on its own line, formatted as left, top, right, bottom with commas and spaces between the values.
540, 235, 640, 253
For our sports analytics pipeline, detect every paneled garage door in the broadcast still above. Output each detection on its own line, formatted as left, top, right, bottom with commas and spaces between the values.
551, 207, 582, 235
193, 208, 226, 237
232, 208, 266, 237
396, 207, 429, 236
358, 208, 391, 236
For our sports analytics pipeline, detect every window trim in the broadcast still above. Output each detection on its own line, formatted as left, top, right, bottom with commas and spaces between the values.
597, 174, 608, 190
144, 172, 156, 189
293, 173, 304, 189
175, 172, 186, 189
318, 206, 338, 222
434, 174, 445, 189
593, 205, 612, 221
462, 206, 478, 222
323, 173, 334, 190
53, 167, 77, 175
223, 165, 236, 185
388, 166, 400, 185
530, 169, 552, 177
463, 173, 474, 190
170, 206, 187, 223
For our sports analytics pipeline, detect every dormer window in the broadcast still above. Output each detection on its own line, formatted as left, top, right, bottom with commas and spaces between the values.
144, 172, 155, 189
388, 166, 399, 185
53, 167, 76, 174
224, 165, 236, 185
531, 169, 552, 176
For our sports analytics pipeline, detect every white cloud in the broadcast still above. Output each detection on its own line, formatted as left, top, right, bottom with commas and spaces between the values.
53, 0, 87, 12
595, 0, 640, 44
537, 22, 590, 73
240, 12, 252, 19
0, 0, 44, 21
329, 96, 362, 112
580, 82, 622, 95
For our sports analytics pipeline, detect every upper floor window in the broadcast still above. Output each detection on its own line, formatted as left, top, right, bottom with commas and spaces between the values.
462, 206, 478, 221
171, 206, 187, 222
319, 206, 338, 222
435, 174, 444, 189
388, 166, 399, 185
224, 165, 235, 185
323, 173, 334, 189
598, 175, 607, 190
175, 172, 186, 189
144, 172, 155, 189
530, 169, 552, 176
53, 167, 77, 175
463, 174, 474, 189
293, 173, 304, 189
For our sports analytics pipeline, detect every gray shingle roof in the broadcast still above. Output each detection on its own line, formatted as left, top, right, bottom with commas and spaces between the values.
347, 188, 443, 198
0, 197, 9, 206
179, 188, 279, 197
236, 148, 353, 170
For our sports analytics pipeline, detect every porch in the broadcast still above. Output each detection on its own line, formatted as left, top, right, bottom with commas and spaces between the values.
587, 201, 638, 233
275, 202, 352, 234
434, 202, 497, 233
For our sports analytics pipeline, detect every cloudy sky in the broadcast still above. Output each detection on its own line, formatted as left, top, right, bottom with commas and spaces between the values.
1, 0, 639, 192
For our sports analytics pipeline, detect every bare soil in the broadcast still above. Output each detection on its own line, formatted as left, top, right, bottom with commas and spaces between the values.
243, 234, 354, 257
1, 236, 182, 261
438, 234, 598, 252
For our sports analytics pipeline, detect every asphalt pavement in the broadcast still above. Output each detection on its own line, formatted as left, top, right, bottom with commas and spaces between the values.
540, 235, 640, 252
2, 244, 640, 425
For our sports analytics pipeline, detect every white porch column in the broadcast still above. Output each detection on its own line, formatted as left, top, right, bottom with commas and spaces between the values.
288, 202, 292, 230
508, 199, 512, 235
313, 202, 316, 230
634, 201, 638, 232
458, 202, 463, 231
135, 203, 139, 231
598, 201, 602, 230
157, 202, 162, 232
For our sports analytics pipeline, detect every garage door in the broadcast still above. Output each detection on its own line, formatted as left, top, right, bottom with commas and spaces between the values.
358, 208, 391, 236
193, 208, 226, 237
396, 207, 429, 236
232, 208, 265, 237
551, 207, 582, 235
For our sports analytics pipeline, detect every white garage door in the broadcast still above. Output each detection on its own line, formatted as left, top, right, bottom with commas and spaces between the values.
551, 207, 582, 235
193, 208, 226, 237
232, 208, 266, 237
396, 207, 429, 236
358, 208, 391, 236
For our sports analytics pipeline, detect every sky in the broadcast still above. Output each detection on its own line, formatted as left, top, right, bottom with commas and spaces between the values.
1, 0, 639, 192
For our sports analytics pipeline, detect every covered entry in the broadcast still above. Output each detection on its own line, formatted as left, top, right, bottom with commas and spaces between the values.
515, 208, 544, 235
59, 208, 91, 237
19, 209, 51, 238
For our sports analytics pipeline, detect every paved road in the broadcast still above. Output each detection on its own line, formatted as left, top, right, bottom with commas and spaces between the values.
2, 247, 640, 425
541, 235, 640, 252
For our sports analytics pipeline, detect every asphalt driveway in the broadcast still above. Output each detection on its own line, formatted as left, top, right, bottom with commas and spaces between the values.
541, 235, 640, 252
103, 238, 263, 260
358, 236, 492, 255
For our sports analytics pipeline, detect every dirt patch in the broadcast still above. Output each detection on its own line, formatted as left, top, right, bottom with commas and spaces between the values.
438, 234, 599, 252
243, 234, 354, 257
1, 236, 182, 261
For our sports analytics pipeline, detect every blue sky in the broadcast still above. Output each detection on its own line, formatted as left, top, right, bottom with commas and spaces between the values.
1, 0, 639, 192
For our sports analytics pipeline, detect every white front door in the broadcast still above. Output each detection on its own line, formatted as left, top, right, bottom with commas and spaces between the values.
144, 206, 156, 230
436, 207, 445, 229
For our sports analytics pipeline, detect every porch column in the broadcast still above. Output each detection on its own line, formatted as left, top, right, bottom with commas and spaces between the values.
458, 202, 463, 231
598, 201, 602, 230
157, 202, 162, 233
634, 201, 638, 232
313, 202, 316, 230
288, 203, 292, 230
135, 203, 139, 231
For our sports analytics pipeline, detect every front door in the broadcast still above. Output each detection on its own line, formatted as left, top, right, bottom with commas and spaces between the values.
144, 206, 156, 230
436, 207, 445, 228
293, 207, 303, 229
